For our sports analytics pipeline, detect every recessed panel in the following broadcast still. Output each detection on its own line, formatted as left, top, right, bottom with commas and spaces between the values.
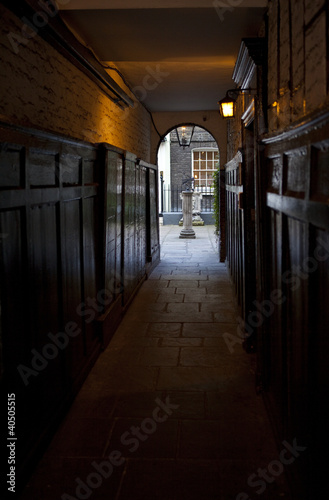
284, 148, 307, 198
268, 156, 282, 193
310, 145, 329, 202
83, 159, 97, 184
0, 146, 23, 188
29, 150, 58, 187
62, 154, 81, 186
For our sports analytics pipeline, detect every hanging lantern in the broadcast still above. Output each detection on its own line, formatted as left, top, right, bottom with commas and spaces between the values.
175, 125, 195, 148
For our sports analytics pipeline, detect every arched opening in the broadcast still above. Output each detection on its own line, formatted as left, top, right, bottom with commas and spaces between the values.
155, 123, 225, 262
156, 124, 220, 226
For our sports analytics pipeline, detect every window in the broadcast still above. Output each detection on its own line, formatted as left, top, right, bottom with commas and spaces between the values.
192, 149, 219, 189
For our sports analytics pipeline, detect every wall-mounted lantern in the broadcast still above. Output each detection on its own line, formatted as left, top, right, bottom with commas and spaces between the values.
218, 89, 256, 119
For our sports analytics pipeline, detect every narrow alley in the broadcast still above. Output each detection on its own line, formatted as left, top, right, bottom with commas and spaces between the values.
21, 226, 291, 500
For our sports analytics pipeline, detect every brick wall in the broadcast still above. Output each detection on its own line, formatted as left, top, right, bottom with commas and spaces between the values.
0, 6, 152, 161
170, 126, 219, 187
268, 0, 328, 133
151, 111, 227, 165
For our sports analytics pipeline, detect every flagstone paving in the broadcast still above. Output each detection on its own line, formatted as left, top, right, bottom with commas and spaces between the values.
21, 225, 292, 500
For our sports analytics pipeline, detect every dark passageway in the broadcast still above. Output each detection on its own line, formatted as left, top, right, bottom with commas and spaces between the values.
1, 1, 329, 499
20, 226, 291, 500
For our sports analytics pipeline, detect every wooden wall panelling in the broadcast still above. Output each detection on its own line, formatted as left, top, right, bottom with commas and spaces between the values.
123, 153, 138, 306
225, 154, 245, 318
135, 164, 147, 283
0, 122, 160, 491
97, 145, 124, 347
81, 151, 101, 359
219, 170, 226, 262
260, 110, 329, 499
59, 144, 100, 388
242, 126, 256, 329
139, 166, 147, 276
148, 167, 160, 265
0, 124, 101, 489
308, 226, 329, 496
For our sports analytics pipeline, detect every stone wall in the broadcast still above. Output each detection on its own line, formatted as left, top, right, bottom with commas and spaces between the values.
0, 5, 152, 161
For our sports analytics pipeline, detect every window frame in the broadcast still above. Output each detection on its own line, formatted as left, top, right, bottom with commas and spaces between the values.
191, 148, 219, 191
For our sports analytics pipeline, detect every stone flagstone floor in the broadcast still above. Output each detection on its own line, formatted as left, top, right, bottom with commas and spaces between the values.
21, 225, 292, 500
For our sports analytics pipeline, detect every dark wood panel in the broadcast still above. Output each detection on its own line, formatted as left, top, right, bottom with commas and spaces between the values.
0, 122, 160, 494
0, 144, 25, 188
82, 196, 99, 354
308, 227, 329, 495
225, 151, 250, 325
0, 125, 101, 491
267, 193, 329, 228
284, 217, 309, 438
148, 168, 160, 262
0, 208, 29, 363
61, 153, 81, 186
103, 148, 123, 302
268, 155, 282, 193
28, 149, 59, 188
29, 204, 60, 346
0, 185, 98, 209
60, 199, 85, 379
123, 157, 137, 304
310, 143, 329, 202
284, 147, 308, 197
260, 109, 329, 499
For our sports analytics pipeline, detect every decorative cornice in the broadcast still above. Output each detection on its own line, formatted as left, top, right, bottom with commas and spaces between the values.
224, 150, 243, 171
232, 38, 265, 89
242, 100, 256, 128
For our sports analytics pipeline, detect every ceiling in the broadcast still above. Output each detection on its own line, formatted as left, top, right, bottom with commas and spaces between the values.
59, 0, 267, 112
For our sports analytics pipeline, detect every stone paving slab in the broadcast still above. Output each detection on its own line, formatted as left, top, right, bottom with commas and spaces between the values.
105, 417, 179, 458
176, 286, 208, 294
156, 293, 185, 303
20, 225, 292, 500
182, 322, 238, 337
161, 337, 203, 347
139, 346, 180, 366
156, 366, 243, 392
146, 322, 182, 337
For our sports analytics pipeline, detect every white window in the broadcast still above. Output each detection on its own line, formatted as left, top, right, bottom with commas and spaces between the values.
192, 149, 219, 189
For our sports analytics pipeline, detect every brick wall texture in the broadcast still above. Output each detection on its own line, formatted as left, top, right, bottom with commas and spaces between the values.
0, 6, 152, 162
170, 127, 219, 187
267, 0, 328, 133
227, 0, 328, 159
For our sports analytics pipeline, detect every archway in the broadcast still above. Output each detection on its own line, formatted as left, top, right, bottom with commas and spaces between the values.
155, 123, 226, 262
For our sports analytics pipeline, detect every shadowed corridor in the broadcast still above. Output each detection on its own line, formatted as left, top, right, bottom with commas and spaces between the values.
21, 226, 291, 500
